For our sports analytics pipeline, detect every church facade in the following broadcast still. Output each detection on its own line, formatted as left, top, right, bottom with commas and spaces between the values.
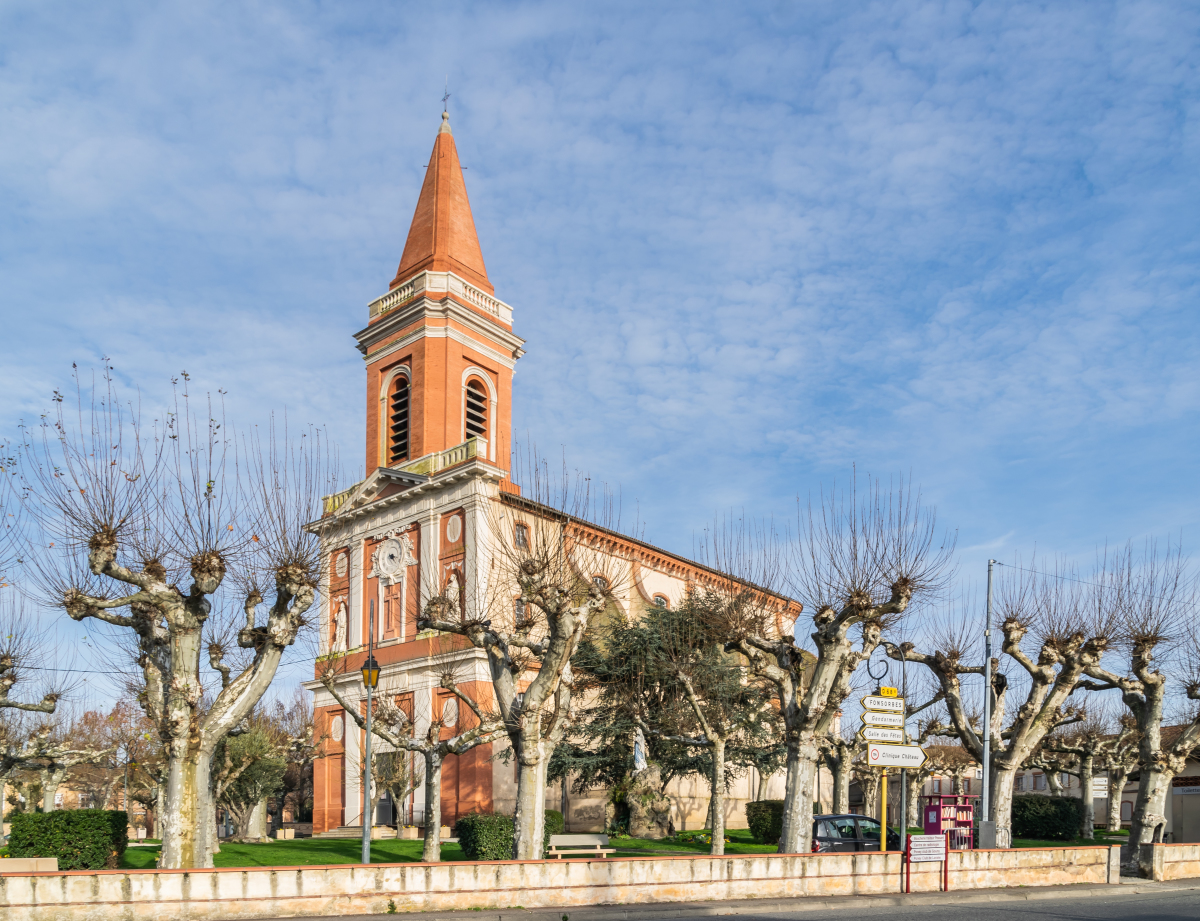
305, 113, 789, 836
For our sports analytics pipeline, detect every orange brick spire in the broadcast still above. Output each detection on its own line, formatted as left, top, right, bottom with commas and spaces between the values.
390, 112, 493, 295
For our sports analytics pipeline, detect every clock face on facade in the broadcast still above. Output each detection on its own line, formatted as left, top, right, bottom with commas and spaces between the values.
377, 538, 405, 578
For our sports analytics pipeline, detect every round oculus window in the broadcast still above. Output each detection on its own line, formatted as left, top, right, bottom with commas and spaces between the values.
377, 538, 405, 578
446, 515, 462, 543
331, 716, 344, 742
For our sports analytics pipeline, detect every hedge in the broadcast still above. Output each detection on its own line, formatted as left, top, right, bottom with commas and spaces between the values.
1011, 794, 1083, 841
8, 810, 128, 870
745, 800, 784, 844
453, 810, 564, 860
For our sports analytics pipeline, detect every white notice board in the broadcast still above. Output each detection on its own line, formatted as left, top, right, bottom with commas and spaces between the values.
907, 834, 947, 863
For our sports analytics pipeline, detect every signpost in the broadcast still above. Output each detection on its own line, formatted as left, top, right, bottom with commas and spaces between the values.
861, 711, 905, 728
867, 744, 927, 768
905, 832, 951, 892
859, 727, 905, 743
861, 695, 905, 713
861, 686, 928, 871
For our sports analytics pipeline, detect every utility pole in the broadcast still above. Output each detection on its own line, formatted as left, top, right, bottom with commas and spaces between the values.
980, 559, 996, 848
899, 653, 907, 853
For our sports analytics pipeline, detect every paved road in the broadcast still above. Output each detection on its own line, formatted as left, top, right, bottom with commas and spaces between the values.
277, 883, 1200, 921
652, 888, 1199, 921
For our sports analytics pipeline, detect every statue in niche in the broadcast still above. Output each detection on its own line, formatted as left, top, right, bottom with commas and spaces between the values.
332, 601, 347, 652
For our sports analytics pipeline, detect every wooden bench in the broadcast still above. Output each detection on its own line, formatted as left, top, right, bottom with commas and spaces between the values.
547, 833, 615, 858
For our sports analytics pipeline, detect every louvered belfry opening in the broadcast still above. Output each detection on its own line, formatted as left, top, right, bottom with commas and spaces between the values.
465, 379, 488, 441
388, 378, 410, 465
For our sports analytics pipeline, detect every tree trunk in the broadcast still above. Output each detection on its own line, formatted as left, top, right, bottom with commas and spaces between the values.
160, 746, 215, 869
1107, 767, 1130, 833
155, 784, 166, 840
1129, 765, 1172, 874
777, 741, 817, 854
757, 768, 770, 802
832, 758, 852, 814
41, 767, 67, 812
1046, 771, 1064, 796
991, 769, 1016, 848
513, 740, 548, 860
421, 751, 443, 863
859, 773, 880, 819
1078, 755, 1095, 839
709, 738, 726, 855
905, 774, 923, 831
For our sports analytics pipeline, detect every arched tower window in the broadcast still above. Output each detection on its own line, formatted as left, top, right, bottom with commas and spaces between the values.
465, 378, 488, 441
388, 376, 410, 465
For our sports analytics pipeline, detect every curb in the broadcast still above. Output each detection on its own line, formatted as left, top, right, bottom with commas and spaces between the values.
285, 879, 1200, 921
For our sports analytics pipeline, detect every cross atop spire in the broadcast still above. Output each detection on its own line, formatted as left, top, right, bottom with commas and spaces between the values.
390, 113, 492, 295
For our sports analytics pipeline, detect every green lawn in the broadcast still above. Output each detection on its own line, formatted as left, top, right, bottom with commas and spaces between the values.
117, 826, 1127, 870
122, 838, 467, 870
608, 828, 778, 856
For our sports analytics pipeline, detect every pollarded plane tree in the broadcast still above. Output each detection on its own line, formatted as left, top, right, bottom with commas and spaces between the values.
417, 462, 619, 860
14, 714, 117, 811
1073, 543, 1200, 872
319, 663, 504, 862
18, 371, 335, 868
1039, 709, 1135, 839
708, 476, 955, 853
0, 463, 65, 717
895, 727, 968, 830
0, 597, 69, 816
819, 728, 862, 815
889, 562, 1115, 847
1099, 716, 1140, 834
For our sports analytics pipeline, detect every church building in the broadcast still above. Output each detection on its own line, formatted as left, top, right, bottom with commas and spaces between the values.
305, 113, 791, 836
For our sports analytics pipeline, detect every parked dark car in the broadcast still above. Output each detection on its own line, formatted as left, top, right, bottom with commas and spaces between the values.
811, 814, 902, 852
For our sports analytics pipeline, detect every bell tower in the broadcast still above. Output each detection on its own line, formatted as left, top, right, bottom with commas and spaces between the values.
355, 113, 524, 477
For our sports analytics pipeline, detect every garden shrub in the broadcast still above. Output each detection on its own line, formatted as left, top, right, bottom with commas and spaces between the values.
8, 810, 128, 870
453, 810, 565, 860
544, 809, 564, 846
1011, 794, 1083, 841
745, 800, 785, 844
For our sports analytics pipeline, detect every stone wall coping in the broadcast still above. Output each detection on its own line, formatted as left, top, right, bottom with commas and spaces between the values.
0, 843, 1115, 879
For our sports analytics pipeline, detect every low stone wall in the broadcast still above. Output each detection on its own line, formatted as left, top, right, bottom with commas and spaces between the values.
0, 846, 1120, 921
1151, 842, 1200, 881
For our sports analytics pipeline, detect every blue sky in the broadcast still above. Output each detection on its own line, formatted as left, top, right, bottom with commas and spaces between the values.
2, 0, 1198, 674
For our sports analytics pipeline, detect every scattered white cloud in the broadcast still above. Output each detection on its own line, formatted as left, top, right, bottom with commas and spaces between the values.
1, 0, 1197, 609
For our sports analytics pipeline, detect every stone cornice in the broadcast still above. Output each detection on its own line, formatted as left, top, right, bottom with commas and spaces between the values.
354, 286, 525, 365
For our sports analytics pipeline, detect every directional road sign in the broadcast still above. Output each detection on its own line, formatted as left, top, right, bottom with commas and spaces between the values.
861, 695, 905, 713
906, 834, 947, 862
860, 710, 905, 729
859, 727, 905, 743
867, 743, 927, 768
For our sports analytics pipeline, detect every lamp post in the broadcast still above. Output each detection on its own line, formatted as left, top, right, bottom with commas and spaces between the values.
361, 600, 380, 865
980, 559, 996, 848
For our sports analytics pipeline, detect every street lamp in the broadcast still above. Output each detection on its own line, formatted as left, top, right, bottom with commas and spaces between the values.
361, 655, 380, 689
361, 600, 377, 865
